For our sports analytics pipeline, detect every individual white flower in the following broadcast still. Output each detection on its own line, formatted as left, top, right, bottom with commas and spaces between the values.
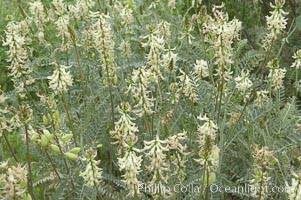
143, 135, 170, 184
194, 59, 209, 78
48, 64, 73, 94
291, 50, 301, 69
80, 149, 103, 187
235, 70, 253, 93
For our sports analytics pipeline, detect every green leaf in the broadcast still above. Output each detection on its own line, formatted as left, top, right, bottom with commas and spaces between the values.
295, 15, 301, 30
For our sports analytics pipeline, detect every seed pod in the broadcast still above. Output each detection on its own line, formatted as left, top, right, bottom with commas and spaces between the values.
62, 134, 73, 142
70, 147, 81, 154
41, 135, 49, 148
64, 152, 78, 161
50, 144, 60, 153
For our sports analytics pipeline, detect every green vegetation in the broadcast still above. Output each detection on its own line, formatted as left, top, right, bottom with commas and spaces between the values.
0, 0, 301, 199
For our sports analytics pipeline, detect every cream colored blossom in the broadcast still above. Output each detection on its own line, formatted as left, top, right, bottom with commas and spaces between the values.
262, 0, 288, 50
118, 143, 143, 197
268, 61, 286, 91
29, 0, 48, 31
128, 66, 155, 117
287, 175, 301, 200
143, 135, 170, 184
110, 102, 139, 152
194, 59, 209, 78
291, 50, 301, 69
0, 162, 29, 199
48, 64, 73, 94
89, 12, 116, 86
235, 70, 253, 93
255, 90, 269, 107
177, 70, 199, 103
80, 149, 103, 187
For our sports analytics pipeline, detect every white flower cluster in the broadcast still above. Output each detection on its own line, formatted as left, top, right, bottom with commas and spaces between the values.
177, 70, 199, 103
202, 3, 242, 82
129, 67, 155, 117
143, 135, 170, 185
48, 64, 73, 94
291, 50, 301, 69
110, 102, 139, 152
118, 143, 143, 197
267, 60, 286, 91
80, 149, 103, 187
3, 21, 31, 80
287, 175, 301, 200
68, 0, 95, 20
0, 161, 29, 199
235, 70, 253, 93
141, 25, 166, 81
262, 0, 288, 50
194, 59, 209, 78
29, 0, 49, 32
195, 114, 219, 179
168, 131, 189, 182
255, 90, 269, 107
89, 12, 116, 86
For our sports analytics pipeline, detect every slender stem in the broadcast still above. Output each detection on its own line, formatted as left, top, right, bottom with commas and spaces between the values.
60, 91, 78, 145
3, 132, 19, 163
73, 42, 87, 99
25, 125, 36, 200
44, 150, 61, 181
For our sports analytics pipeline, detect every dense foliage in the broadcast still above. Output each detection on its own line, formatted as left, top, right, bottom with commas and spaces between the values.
0, 0, 301, 199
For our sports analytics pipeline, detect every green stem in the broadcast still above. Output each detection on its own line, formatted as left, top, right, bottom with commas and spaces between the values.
25, 125, 36, 200
3, 132, 19, 163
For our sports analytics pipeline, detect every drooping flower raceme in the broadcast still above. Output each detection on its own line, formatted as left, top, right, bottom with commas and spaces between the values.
235, 70, 253, 93
89, 12, 117, 86
291, 50, 301, 69
168, 131, 189, 183
286, 174, 301, 200
195, 114, 219, 185
202, 3, 242, 82
110, 102, 139, 153
267, 60, 286, 91
141, 25, 166, 81
48, 64, 73, 94
0, 161, 30, 199
128, 66, 155, 117
177, 70, 199, 103
118, 142, 143, 197
194, 59, 209, 78
143, 135, 170, 185
29, 0, 48, 32
80, 148, 103, 187
262, 0, 288, 50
